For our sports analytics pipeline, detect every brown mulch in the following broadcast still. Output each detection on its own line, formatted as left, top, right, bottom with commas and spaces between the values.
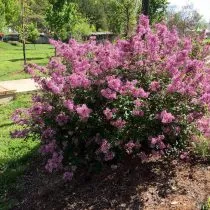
10, 157, 210, 210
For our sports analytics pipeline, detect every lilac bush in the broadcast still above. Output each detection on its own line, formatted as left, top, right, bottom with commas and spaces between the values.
12, 15, 210, 178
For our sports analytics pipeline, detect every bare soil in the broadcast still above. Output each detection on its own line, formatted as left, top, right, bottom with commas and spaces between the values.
11, 157, 210, 210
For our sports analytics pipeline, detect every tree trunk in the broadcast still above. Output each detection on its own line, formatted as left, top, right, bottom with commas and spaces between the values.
142, 0, 150, 16
23, 40, 26, 65
21, 0, 27, 66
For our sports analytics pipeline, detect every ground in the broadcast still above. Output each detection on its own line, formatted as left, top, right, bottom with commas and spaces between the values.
0, 42, 54, 81
6, 157, 210, 210
0, 96, 209, 210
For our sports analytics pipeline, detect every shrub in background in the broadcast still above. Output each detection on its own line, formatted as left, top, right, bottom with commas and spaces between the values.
12, 15, 210, 179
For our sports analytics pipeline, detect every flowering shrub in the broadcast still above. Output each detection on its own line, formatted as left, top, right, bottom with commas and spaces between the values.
12, 15, 210, 179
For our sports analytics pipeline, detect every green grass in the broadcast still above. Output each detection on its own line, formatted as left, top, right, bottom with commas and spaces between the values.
0, 42, 54, 81
0, 94, 39, 210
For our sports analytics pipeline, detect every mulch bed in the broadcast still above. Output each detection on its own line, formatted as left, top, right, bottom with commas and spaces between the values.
11, 157, 210, 210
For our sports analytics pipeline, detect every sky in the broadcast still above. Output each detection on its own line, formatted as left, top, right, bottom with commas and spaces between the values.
169, 0, 210, 22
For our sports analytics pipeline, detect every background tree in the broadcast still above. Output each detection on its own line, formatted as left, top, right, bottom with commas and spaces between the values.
104, 0, 140, 36
28, 23, 39, 44
149, 0, 168, 23
167, 4, 207, 35
46, 1, 94, 41
2, 0, 20, 30
27, 0, 50, 33
1, 0, 169, 40
0, 0, 5, 31
18, 0, 39, 65
77, 0, 168, 35
74, 0, 108, 31
0, 0, 20, 32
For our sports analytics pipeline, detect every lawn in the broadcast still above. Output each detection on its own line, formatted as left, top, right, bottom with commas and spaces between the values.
0, 94, 39, 210
0, 42, 54, 81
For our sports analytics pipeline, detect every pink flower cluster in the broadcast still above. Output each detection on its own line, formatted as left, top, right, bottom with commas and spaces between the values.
149, 135, 166, 150
12, 14, 210, 178
76, 104, 92, 120
99, 139, 115, 161
110, 118, 126, 129
160, 110, 175, 124
124, 141, 141, 154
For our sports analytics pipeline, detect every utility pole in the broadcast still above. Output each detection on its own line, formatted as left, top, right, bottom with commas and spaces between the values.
21, 0, 26, 66
142, 0, 150, 16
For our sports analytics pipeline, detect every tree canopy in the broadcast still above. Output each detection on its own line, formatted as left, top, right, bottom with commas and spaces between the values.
0, 0, 169, 39
167, 4, 207, 35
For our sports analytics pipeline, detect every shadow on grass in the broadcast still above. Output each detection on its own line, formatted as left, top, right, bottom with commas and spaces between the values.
8, 57, 45, 62
0, 144, 39, 210
0, 122, 15, 128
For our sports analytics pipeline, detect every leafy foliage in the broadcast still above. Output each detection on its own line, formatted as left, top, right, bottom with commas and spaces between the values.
46, 1, 94, 40
28, 23, 39, 43
149, 0, 168, 23
1, 0, 169, 40
0, 0, 5, 31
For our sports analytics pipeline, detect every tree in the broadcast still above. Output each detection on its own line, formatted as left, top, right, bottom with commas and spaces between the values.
46, 1, 94, 41
0, 0, 20, 31
142, 0, 149, 15
28, 23, 39, 44
19, 0, 38, 65
148, 0, 168, 23
27, 0, 50, 33
44, 0, 168, 37
74, 0, 108, 31
0, 0, 5, 31
20, 0, 27, 65
167, 4, 207, 35
104, 0, 141, 36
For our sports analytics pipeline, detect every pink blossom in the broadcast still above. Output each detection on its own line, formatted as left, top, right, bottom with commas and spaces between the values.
56, 113, 69, 126
133, 99, 144, 107
107, 77, 122, 92
63, 171, 73, 181
120, 80, 137, 95
42, 127, 56, 139
46, 79, 63, 94
132, 110, 144, 116
197, 118, 210, 137
160, 110, 175, 124
10, 129, 29, 138
103, 108, 113, 120
180, 152, 189, 160
111, 118, 126, 129
45, 152, 63, 173
64, 99, 74, 112
124, 141, 136, 154
132, 88, 149, 98
68, 73, 91, 89
101, 88, 117, 99
40, 140, 56, 154
100, 139, 111, 154
149, 135, 165, 150
76, 104, 92, 119
149, 135, 165, 145
149, 81, 160, 92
